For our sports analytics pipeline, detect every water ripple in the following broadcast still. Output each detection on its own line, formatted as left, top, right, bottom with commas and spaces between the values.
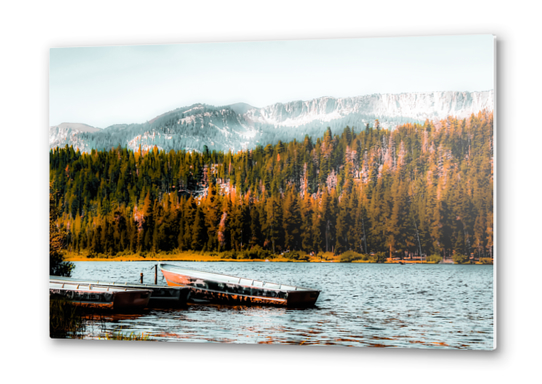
70, 262, 494, 349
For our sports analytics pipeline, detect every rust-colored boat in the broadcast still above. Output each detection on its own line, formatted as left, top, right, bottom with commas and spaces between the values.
49, 281, 152, 311
159, 263, 320, 307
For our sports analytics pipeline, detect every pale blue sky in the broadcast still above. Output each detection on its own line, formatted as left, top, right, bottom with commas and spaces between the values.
50, 35, 494, 128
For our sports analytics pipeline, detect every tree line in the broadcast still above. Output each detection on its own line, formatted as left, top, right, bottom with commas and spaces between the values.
50, 111, 493, 260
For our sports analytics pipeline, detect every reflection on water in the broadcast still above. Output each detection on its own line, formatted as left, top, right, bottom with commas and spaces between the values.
70, 262, 494, 349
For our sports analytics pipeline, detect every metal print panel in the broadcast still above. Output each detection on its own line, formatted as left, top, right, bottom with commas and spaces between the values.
49, 35, 495, 349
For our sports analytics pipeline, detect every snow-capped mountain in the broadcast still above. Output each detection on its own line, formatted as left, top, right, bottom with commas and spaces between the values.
49, 123, 102, 152
49, 90, 494, 153
248, 91, 493, 127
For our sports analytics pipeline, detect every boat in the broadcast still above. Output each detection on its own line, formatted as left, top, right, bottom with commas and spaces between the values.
50, 280, 152, 311
50, 276, 190, 308
159, 263, 320, 307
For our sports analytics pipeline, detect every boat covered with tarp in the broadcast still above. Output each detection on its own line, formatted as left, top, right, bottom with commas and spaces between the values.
49, 280, 151, 311
159, 263, 320, 307
50, 276, 190, 308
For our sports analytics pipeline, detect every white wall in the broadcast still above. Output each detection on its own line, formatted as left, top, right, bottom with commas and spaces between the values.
1, 1, 540, 383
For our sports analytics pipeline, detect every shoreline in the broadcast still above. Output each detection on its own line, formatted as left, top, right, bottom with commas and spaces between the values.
64, 252, 337, 263
63, 252, 491, 264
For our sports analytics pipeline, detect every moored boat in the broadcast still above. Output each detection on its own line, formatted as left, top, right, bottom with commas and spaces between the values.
159, 263, 320, 307
50, 276, 190, 308
49, 281, 152, 311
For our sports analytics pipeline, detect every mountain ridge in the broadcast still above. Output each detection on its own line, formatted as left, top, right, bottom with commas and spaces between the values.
50, 90, 494, 153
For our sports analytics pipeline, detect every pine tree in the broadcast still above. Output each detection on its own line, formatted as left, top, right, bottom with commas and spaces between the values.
50, 185, 73, 276
283, 189, 302, 250
141, 192, 155, 251
335, 193, 351, 254
265, 196, 283, 254
204, 183, 221, 250
191, 205, 207, 251
311, 199, 323, 255
300, 194, 313, 252
249, 204, 262, 248
217, 197, 232, 251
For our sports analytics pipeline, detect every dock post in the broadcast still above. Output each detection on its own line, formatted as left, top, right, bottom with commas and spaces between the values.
154, 265, 158, 285
140, 272, 143, 284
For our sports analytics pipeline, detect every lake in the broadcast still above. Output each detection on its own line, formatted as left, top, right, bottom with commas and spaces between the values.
69, 261, 494, 349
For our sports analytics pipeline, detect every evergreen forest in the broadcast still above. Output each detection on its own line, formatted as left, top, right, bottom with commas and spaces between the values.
50, 111, 494, 262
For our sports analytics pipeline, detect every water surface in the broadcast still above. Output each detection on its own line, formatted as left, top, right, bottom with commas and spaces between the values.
70, 261, 494, 349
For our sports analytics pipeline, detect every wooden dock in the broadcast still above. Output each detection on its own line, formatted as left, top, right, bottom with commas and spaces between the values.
50, 276, 190, 308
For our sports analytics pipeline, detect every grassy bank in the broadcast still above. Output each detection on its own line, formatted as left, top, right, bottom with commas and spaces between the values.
63, 250, 338, 263
63, 250, 491, 264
